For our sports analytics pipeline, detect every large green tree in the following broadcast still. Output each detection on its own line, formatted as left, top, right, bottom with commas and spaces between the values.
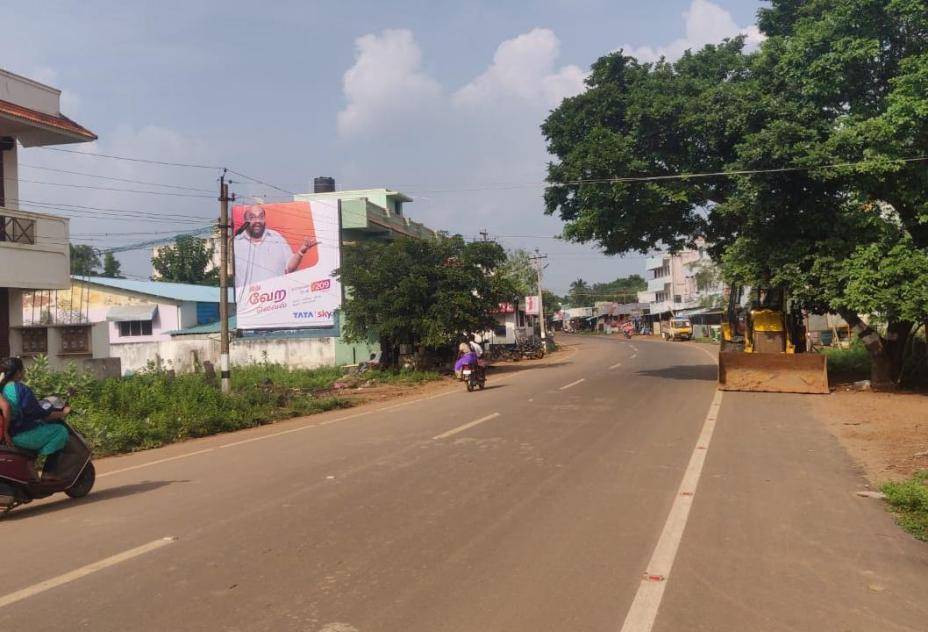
152, 235, 219, 286
498, 248, 538, 296
70, 244, 101, 276
542, 0, 928, 387
338, 236, 517, 367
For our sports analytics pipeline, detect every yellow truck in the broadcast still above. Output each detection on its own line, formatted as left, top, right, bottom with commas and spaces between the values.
718, 286, 828, 394
661, 316, 692, 341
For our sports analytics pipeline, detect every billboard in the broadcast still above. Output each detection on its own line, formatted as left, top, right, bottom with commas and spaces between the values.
525, 295, 540, 316
232, 200, 341, 329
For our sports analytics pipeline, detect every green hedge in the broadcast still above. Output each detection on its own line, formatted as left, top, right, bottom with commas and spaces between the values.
25, 356, 438, 456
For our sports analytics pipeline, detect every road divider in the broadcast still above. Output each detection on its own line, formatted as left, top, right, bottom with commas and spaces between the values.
0, 537, 177, 609
609, 362, 622, 370
432, 413, 501, 440
559, 378, 586, 391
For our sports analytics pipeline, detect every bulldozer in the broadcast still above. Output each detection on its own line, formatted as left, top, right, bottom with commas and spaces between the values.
718, 286, 829, 394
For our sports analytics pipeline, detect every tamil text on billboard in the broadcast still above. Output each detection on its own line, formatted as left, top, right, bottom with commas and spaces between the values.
233, 200, 341, 329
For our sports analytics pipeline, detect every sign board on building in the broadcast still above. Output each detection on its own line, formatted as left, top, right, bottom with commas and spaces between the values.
232, 201, 341, 329
495, 302, 516, 314
525, 295, 540, 316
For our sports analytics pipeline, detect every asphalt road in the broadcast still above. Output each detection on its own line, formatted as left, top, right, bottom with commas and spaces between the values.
2, 337, 926, 631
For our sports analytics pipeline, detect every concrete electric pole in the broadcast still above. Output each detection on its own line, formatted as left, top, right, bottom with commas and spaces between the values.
218, 170, 236, 394
529, 249, 549, 343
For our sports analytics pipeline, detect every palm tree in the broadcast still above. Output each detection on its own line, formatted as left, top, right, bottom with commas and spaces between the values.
568, 278, 590, 306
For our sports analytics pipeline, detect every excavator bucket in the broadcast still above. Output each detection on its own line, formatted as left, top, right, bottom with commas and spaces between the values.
718, 352, 829, 394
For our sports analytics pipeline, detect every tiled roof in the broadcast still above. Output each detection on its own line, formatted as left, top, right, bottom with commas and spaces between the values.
0, 98, 97, 141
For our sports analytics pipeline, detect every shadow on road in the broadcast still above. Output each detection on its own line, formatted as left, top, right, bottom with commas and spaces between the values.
6, 479, 189, 520
635, 364, 717, 382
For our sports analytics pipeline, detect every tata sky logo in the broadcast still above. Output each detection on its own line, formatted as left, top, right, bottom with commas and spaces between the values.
310, 279, 332, 292
293, 310, 333, 319
249, 288, 287, 305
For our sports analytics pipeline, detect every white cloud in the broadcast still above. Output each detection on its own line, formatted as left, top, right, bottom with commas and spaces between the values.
623, 0, 765, 63
337, 29, 443, 137
453, 28, 586, 108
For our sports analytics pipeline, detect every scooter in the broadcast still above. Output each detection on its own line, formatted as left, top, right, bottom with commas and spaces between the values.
0, 399, 95, 516
461, 360, 487, 392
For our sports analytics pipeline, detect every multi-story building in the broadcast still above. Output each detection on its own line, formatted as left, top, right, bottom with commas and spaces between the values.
0, 67, 97, 362
637, 246, 724, 319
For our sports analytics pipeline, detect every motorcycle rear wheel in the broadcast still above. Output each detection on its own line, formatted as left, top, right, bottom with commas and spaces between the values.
66, 462, 95, 499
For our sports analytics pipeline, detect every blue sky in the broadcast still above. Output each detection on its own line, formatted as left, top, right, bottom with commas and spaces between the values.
1, 0, 764, 293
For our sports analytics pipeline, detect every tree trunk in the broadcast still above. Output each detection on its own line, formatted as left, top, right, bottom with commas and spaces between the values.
840, 310, 912, 389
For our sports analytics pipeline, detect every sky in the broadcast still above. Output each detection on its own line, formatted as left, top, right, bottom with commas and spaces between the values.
1, 0, 764, 294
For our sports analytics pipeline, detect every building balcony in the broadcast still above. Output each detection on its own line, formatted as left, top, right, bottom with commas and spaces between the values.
647, 277, 670, 293
0, 206, 70, 290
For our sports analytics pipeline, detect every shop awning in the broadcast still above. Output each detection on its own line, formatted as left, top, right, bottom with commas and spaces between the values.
106, 304, 158, 322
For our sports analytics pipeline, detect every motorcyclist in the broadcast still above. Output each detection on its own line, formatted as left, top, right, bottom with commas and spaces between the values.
454, 343, 478, 379
0, 357, 71, 482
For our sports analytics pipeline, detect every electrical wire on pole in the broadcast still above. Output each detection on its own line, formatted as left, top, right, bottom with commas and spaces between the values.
218, 170, 236, 394
529, 249, 549, 343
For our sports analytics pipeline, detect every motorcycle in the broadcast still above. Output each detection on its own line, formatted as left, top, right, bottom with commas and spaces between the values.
0, 398, 95, 516
461, 360, 487, 392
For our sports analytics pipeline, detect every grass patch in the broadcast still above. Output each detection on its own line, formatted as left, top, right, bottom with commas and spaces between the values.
822, 342, 870, 378
882, 471, 928, 541
25, 357, 438, 457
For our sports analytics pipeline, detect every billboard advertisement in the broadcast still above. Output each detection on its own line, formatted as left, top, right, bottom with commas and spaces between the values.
524, 295, 540, 316
232, 200, 341, 329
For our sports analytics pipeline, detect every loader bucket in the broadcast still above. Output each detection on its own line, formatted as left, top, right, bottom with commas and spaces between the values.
718, 352, 829, 394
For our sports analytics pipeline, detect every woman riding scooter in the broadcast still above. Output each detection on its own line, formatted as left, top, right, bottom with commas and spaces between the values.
0, 357, 71, 482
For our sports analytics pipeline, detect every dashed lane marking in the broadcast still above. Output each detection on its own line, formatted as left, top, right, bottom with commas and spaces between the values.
432, 412, 501, 440
0, 537, 177, 609
559, 378, 586, 391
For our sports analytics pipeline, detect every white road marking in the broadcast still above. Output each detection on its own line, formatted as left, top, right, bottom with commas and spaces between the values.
98, 449, 215, 478
0, 537, 176, 609
432, 412, 501, 440
629, 344, 639, 352
619, 388, 724, 632
609, 362, 623, 370
559, 378, 586, 390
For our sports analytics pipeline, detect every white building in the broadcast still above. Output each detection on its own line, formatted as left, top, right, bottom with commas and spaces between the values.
0, 68, 97, 363
637, 246, 724, 318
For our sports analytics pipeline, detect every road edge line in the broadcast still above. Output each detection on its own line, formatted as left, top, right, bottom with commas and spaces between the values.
432, 412, 501, 440
619, 350, 722, 632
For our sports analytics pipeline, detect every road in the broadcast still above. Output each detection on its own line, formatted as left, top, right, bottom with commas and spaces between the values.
2, 337, 926, 631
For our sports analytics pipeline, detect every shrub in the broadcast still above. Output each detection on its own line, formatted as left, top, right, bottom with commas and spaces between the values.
822, 341, 870, 377
882, 471, 928, 541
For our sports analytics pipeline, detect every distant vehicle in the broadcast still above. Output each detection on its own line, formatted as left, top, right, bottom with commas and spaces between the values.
661, 317, 692, 341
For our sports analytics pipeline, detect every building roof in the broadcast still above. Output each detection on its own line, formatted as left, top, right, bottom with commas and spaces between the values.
0, 97, 96, 145
170, 316, 235, 336
74, 275, 231, 303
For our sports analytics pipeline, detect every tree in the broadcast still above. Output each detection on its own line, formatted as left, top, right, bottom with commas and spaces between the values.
101, 252, 123, 278
542, 289, 562, 316
497, 248, 537, 296
590, 275, 646, 303
567, 278, 591, 306
70, 244, 100, 276
338, 236, 518, 367
151, 235, 219, 286
542, 1, 928, 387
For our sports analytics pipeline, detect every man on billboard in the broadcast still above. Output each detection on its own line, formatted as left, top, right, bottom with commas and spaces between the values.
234, 205, 317, 287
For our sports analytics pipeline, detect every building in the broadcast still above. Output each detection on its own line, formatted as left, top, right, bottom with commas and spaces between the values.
0, 67, 96, 361
637, 246, 724, 332
22, 276, 229, 374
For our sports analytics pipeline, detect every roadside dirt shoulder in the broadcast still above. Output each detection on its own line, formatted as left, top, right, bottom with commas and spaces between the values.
811, 390, 928, 483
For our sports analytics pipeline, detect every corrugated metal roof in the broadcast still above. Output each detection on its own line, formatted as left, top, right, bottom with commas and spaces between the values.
170, 316, 234, 336
74, 276, 232, 303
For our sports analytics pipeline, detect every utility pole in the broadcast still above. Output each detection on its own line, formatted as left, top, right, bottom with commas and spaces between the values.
479, 229, 489, 242
529, 249, 549, 343
218, 169, 235, 394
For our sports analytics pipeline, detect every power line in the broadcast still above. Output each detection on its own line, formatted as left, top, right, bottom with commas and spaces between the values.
10, 176, 215, 198
35, 146, 222, 170
17, 163, 216, 193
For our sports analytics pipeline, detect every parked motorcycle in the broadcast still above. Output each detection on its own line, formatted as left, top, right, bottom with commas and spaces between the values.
461, 360, 487, 392
0, 400, 95, 516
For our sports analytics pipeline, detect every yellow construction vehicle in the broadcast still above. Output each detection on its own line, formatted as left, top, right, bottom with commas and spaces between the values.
718, 286, 828, 394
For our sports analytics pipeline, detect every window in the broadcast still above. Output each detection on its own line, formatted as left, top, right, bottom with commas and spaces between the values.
494, 324, 507, 337
60, 326, 91, 354
119, 320, 153, 337
21, 328, 48, 354
0, 215, 36, 245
